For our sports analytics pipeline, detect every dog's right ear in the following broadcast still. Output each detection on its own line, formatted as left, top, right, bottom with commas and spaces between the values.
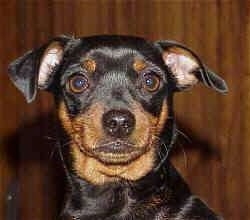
8, 36, 73, 103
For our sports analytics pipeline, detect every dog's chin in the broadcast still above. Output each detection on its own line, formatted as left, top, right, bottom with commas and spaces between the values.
91, 141, 147, 165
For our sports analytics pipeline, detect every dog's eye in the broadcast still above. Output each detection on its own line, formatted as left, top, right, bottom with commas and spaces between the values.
143, 73, 160, 92
68, 74, 89, 94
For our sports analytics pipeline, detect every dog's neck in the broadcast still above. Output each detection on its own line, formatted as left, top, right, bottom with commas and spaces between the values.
62, 160, 191, 220
63, 162, 167, 219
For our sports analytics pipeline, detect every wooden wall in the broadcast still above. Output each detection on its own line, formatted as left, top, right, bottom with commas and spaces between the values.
0, 1, 248, 219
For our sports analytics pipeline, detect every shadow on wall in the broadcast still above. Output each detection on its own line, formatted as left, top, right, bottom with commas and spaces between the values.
172, 121, 222, 162
2, 113, 65, 219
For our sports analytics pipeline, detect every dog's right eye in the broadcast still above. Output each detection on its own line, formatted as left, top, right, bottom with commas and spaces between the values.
143, 73, 161, 92
67, 74, 89, 94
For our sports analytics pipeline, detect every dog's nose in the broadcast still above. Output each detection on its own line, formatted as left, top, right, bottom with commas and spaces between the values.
102, 109, 135, 138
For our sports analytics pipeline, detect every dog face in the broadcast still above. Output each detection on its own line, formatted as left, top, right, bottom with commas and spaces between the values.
8, 35, 227, 185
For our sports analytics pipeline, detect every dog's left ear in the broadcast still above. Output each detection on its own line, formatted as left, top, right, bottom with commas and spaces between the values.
154, 41, 228, 93
8, 36, 73, 103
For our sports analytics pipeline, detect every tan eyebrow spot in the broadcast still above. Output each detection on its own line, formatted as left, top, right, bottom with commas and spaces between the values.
81, 58, 96, 73
133, 59, 147, 72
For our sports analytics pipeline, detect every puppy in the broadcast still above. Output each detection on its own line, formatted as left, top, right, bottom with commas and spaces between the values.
8, 35, 227, 220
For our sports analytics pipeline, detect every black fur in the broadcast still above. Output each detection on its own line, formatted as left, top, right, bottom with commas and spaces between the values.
8, 35, 227, 220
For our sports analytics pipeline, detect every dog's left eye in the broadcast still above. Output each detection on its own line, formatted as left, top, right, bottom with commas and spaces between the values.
67, 74, 89, 94
143, 73, 160, 92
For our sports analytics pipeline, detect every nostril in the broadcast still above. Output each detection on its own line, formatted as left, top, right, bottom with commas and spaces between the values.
102, 109, 135, 138
123, 122, 129, 128
108, 119, 118, 129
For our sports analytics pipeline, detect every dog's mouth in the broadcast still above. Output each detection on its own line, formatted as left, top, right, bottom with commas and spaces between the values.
91, 140, 147, 165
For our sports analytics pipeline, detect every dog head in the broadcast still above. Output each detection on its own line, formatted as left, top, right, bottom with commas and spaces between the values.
8, 35, 227, 185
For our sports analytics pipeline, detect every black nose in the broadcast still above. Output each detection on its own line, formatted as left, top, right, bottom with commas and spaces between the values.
102, 109, 135, 138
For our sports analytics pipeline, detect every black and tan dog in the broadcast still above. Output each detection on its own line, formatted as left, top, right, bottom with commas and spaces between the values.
8, 35, 227, 220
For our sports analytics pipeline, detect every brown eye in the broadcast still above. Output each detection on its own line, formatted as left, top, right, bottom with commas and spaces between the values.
143, 73, 160, 92
68, 74, 89, 94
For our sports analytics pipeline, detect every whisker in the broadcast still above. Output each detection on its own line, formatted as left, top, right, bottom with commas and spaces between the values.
181, 143, 188, 169
45, 135, 72, 143
176, 128, 192, 143
157, 148, 163, 161
44, 135, 57, 140
56, 141, 73, 185
49, 139, 74, 160
49, 146, 57, 159
93, 139, 99, 149
153, 122, 178, 171
174, 139, 188, 169
61, 139, 74, 147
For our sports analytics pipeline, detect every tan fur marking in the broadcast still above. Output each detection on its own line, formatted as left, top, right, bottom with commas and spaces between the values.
130, 102, 158, 148
133, 59, 147, 72
58, 100, 169, 185
72, 145, 155, 184
82, 58, 96, 73
73, 103, 104, 152
58, 102, 74, 133
131, 100, 168, 147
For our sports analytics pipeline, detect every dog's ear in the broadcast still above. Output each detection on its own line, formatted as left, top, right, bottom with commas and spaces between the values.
154, 41, 228, 93
8, 36, 73, 103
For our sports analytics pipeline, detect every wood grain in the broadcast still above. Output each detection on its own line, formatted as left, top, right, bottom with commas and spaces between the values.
0, 1, 248, 219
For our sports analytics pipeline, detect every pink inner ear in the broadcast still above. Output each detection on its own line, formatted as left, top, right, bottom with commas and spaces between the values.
38, 42, 63, 87
163, 52, 199, 87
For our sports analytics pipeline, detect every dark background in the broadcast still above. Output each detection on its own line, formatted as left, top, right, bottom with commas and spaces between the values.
0, 1, 248, 219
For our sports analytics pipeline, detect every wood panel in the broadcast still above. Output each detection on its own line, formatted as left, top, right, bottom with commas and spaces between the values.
0, 1, 248, 219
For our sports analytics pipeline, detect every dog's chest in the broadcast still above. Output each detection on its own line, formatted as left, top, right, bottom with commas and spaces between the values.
64, 181, 169, 220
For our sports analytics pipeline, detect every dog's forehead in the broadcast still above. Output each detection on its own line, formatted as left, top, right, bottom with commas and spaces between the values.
68, 35, 161, 64
78, 36, 158, 61
61, 36, 165, 79
84, 47, 141, 60
82, 47, 150, 74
